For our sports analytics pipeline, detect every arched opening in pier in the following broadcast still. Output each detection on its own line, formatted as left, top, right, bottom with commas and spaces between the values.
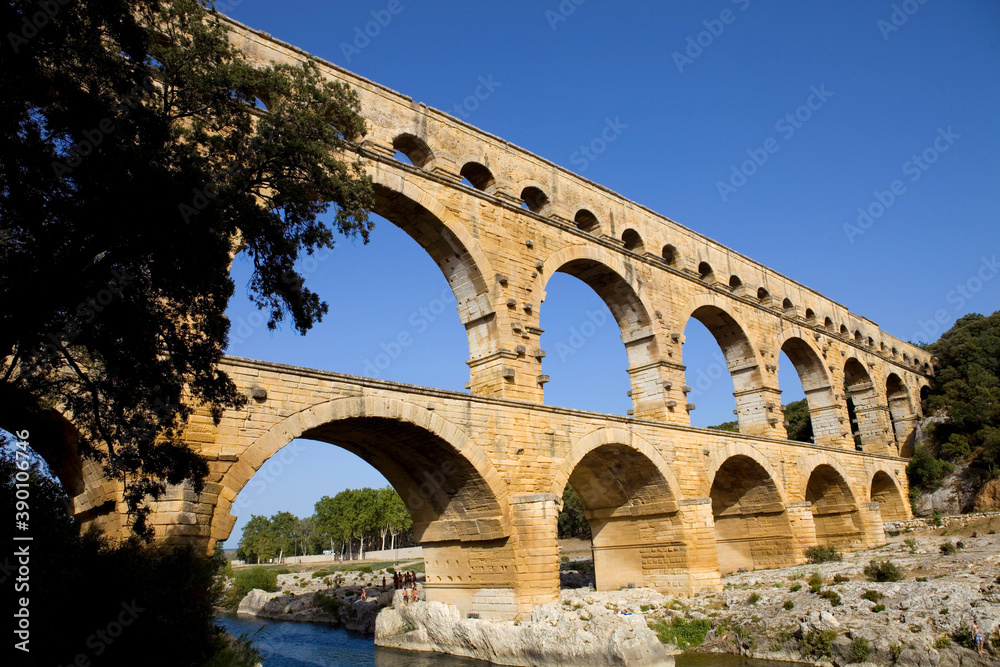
539, 272, 630, 415
779, 338, 840, 446
219, 405, 513, 618
225, 180, 485, 393
562, 443, 686, 591
710, 455, 794, 574
844, 358, 886, 453
682, 306, 763, 433
886, 374, 915, 456
805, 464, 863, 550
870, 471, 908, 522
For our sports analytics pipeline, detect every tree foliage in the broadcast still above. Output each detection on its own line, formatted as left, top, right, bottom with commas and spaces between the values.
906, 311, 1000, 496
784, 398, 814, 443
707, 420, 739, 433
922, 311, 1000, 474
557, 484, 592, 540
0, 0, 374, 537
241, 486, 412, 561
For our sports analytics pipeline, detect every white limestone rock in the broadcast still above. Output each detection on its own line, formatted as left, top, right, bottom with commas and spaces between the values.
375, 598, 673, 667
236, 588, 283, 616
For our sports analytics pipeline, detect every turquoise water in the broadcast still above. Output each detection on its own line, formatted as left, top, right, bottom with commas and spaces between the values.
216, 615, 489, 666
216, 615, 803, 666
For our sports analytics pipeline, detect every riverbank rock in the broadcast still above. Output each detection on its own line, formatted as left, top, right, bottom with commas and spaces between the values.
375, 595, 673, 666
237, 585, 392, 633
236, 589, 283, 616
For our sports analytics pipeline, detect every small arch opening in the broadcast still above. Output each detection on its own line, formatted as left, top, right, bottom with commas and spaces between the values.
854, 330, 864, 343
782, 298, 794, 312
892, 346, 899, 358
698, 262, 714, 282
867, 336, 875, 348
574, 209, 600, 233
839, 324, 849, 336
757, 287, 770, 303
622, 229, 644, 252
805, 308, 816, 321
460, 162, 496, 193
392, 133, 433, 168
521, 186, 550, 213
662, 244, 678, 266
729, 275, 742, 290
824, 317, 834, 330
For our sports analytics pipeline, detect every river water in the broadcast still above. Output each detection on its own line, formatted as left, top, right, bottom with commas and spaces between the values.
216, 615, 801, 667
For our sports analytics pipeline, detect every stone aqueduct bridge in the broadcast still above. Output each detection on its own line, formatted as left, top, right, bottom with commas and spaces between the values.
71, 19, 934, 620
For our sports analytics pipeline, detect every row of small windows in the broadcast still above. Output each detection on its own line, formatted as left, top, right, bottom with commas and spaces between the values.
391, 133, 930, 372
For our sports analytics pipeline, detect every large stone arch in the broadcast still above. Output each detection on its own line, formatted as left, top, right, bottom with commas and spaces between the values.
706, 443, 795, 573
844, 357, 894, 455
800, 455, 865, 551
886, 373, 916, 456
775, 331, 844, 447
212, 396, 513, 614
368, 165, 499, 375
679, 294, 777, 437
537, 245, 668, 420
870, 468, 908, 522
552, 428, 703, 592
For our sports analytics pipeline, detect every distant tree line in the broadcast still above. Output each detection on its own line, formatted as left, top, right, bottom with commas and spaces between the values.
237, 486, 413, 563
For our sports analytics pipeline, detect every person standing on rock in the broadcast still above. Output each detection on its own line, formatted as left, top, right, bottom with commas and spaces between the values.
973, 621, 985, 654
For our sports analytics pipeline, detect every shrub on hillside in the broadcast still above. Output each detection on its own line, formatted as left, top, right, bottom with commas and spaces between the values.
849, 637, 872, 662
805, 545, 842, 563
864, 559, 904, 582
802, 630, 837, 657
648, 616, 711, 649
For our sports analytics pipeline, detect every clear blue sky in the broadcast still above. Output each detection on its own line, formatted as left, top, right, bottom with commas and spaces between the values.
219, 0, 1000, 548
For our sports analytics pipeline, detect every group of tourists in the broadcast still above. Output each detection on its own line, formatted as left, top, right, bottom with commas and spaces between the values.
392, 569, 419, 605
392, 570, 416, 589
